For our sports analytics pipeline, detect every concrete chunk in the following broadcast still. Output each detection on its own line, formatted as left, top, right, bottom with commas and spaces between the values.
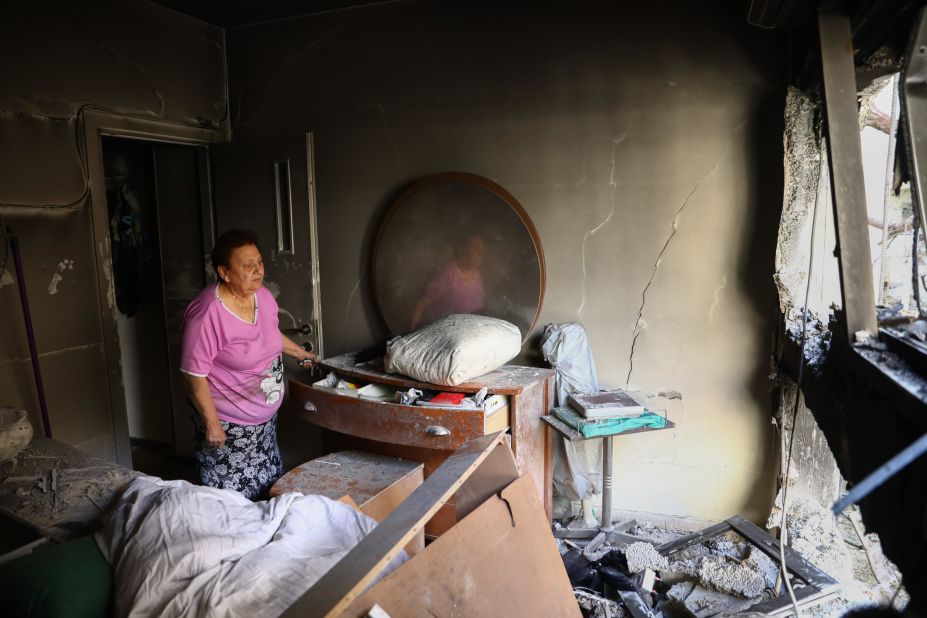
625, 542, 669, 573
696, 555, 766, 598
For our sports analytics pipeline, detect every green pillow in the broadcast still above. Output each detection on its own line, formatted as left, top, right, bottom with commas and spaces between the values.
0, 536, 113, 618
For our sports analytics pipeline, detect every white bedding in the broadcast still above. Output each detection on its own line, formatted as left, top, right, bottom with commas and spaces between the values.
96, 476, 404, 618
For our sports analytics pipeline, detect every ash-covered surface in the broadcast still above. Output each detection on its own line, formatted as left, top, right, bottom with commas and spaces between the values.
0, 437, 139, 541
854, 340, 927, 402
776, 87, 824, 325
785, 314, 832, 371
769, 494, 909, 614
697, 555, 766, 598
665, 535, 774, 605
560, 509, 908, 618
627, 520, 682, 545
858, 46, 901, 74
665, 582, 759, 618
575, 589, 625, 618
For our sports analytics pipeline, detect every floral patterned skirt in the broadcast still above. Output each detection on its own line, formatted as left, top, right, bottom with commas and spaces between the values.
192, 413, 284, 500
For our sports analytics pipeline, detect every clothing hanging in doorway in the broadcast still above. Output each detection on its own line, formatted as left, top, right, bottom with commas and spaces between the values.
108, 183, 148, 317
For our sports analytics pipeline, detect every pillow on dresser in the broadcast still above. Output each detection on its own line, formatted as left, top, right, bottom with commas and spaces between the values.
385, 314, 522, 386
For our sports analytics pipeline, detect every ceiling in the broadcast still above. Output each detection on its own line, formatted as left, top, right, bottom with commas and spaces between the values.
150, 0, 399, 29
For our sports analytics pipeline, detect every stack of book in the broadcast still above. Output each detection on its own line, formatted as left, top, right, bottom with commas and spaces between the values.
552, 405, 666, 438
567, 390, 646, 419
552, 389, 667, 438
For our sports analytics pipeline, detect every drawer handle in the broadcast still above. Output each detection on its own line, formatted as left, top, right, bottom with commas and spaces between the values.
425, 425, 450, 437
303, 401, 317, 412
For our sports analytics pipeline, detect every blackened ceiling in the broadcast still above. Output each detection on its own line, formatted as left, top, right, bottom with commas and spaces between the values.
149, 0, 398, 28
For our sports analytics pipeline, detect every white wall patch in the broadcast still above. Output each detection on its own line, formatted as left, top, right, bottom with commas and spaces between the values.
48, 259, 74, 295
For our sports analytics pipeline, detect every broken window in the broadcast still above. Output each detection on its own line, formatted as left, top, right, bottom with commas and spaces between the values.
860, 74, 925, 316
777, 76, 927, 336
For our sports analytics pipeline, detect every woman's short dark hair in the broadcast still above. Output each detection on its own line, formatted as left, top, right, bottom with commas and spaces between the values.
211, 230, 261, 275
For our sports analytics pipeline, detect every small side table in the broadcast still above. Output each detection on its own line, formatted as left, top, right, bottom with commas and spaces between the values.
541, 414, 676, 544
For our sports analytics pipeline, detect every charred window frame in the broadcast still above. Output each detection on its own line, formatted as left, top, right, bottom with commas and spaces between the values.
879, 9, 927, 363
820, 7, 927, 349
801, 5, 927, 515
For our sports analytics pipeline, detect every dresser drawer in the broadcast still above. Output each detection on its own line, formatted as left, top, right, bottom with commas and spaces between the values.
290, 381, 509, 450
290, 380, 510, 450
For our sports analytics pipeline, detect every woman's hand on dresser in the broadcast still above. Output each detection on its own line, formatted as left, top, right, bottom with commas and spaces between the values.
281, 333, 317, 366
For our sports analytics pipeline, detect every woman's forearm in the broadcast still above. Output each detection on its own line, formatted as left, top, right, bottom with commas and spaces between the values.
184, 375, 227, 449
281, 333, 315, 360
184, 374, 221, 427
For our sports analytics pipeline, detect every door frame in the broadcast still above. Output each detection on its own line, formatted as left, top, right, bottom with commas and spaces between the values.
83, 111, 224, 466
305, 131, 325, 359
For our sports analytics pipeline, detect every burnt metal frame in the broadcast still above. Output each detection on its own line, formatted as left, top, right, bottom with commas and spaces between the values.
818, 7, 879, 339
901, 7, 927, 268
657, 516, 839, 616
814, 6, 927, 518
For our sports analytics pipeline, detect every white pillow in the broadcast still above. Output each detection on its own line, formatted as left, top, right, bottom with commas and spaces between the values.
384, 314, 522, 386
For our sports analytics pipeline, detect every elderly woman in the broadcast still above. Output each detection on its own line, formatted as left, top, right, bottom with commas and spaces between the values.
180, 230, 315, 499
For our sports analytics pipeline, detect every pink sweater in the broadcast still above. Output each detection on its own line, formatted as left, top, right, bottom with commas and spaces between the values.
181, 284, 284, 425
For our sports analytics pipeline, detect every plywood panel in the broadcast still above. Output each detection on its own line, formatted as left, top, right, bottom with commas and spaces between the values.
281, 432, 507, 618
345, 473, 580, 618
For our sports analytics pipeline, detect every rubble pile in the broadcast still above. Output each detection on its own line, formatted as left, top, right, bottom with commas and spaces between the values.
561, 533, 786, 618
559, 506, 908, 618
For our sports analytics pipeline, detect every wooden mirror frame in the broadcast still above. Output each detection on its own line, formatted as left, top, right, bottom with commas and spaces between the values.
371, 172, 546, 341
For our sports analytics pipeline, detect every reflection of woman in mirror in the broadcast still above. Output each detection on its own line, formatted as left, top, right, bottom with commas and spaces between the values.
410, 234, 485, 330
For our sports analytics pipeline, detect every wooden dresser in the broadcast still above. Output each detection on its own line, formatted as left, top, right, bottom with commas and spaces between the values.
288, 351, 555, 535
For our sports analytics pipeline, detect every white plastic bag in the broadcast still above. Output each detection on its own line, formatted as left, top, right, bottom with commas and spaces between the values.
385, 314, 521, 386
541, 322, 602, 502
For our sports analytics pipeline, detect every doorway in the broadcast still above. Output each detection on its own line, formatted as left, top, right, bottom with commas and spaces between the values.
101, 136, 208, 474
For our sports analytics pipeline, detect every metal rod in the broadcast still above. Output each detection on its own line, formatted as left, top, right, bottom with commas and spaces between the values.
901, 7, 927, 274
7, 228, 52, 438
601, 436, 614, 532
832, 430, 927, 515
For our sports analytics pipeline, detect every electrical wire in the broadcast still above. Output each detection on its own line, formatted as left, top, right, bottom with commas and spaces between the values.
0, 101, 224, 211
877, 74, 901, 304
776, 136, 827, 618
913, 214, 922, 313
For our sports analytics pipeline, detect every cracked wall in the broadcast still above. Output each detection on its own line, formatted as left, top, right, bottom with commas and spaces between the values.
0, 0, 226, 459
228, 0, 786, 520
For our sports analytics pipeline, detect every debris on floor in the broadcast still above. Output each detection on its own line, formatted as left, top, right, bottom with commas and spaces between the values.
0, 438, 139, 541
558, 505, 908, 618
575, 589, 625, 618
768, 493, 909, 613
625, 542, 669, 574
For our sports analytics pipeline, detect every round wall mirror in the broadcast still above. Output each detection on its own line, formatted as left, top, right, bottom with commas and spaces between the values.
372, 172, 546, 341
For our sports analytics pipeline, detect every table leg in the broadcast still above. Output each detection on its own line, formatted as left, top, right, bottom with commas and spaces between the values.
601, 435, 614, 532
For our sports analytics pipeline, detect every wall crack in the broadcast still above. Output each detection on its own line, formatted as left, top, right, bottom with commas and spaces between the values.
625, 122, 744, 386
4, 342, 102, 363
578, 134, 627, 318
338, 270, 367, 341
